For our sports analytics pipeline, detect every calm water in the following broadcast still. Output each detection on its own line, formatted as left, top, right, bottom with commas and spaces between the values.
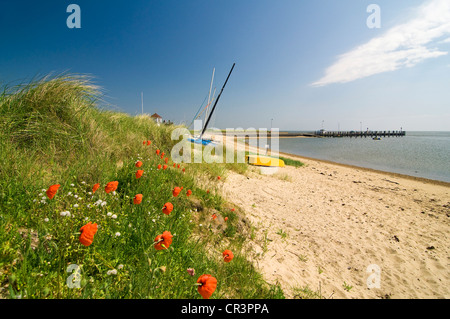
277, 131, 450, 183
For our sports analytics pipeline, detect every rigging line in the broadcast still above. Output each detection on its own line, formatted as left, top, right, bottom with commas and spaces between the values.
188, 92, 209, 129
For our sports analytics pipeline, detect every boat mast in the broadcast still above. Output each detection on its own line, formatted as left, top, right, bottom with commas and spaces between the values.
200, 63, 235, 139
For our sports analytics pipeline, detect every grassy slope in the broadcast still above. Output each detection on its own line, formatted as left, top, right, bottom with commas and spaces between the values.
0, 74, 284, 299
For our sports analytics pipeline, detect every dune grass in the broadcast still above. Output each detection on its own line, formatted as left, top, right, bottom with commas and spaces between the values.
0, 74, 284, 299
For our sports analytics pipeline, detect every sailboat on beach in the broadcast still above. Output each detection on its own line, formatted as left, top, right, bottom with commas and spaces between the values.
188, 63, 235, 146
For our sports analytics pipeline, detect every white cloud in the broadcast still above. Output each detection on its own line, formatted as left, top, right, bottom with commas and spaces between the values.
312, 0, 450, 87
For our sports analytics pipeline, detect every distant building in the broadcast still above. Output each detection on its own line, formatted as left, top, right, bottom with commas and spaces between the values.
150, 113, 163, 124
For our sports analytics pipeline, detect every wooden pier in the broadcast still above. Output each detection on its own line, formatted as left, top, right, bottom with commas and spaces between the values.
314, 130, 406, 138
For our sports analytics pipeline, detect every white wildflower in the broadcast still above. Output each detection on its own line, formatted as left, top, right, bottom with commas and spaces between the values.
68, 192, 72, 196
74, 195, 78, 199
107, 212, 112, 217
73, 204, 79, 208
107, 269, 117, 276
111, 214, 117, 219
70, 184, 75, 187
115, 232, 121, 237
117, 264, 124, 269
44, 218, 49, 222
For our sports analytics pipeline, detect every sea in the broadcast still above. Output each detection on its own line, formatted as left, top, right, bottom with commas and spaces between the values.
276, 131, 450, 183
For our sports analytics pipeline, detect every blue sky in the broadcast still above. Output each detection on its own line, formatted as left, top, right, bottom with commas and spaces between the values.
1, 0, 449, 131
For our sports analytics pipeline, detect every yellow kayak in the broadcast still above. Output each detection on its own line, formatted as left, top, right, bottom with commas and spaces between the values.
245, 155, 285, 167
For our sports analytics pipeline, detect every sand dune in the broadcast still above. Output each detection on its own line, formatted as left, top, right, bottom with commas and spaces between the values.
218, 138, 450, 299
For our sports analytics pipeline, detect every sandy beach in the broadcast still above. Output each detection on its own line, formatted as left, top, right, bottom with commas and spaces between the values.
217, 136, 450, 299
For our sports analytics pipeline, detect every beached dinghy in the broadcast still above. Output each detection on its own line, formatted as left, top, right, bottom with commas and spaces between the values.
245, 155, 285, 167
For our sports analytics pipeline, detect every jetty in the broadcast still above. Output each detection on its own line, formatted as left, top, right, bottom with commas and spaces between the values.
314, 130, 406, 138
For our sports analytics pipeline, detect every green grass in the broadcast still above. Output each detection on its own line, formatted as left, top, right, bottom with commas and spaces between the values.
0, 74, 284, 299
278, 156, 304, 168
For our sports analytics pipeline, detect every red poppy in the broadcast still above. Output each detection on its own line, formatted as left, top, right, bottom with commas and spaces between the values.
177, 164, 181, 169
231, 208, 235, 212
154, 231, 173, 250
156, 149, 160, 155
172, 187, 181, 197
164, 157, 168, 164
161, 152, 165, 157
206, 190, 210, 194
79, 222, 98, 247
163, 164, 168, 170
136, 170, 144, 179
46, 184, 60, 200
186, 189, 192, 197
105, 181, 118, 193
223, 249, 234, 262
173, 163, 176, 168
162, 202, 173, 215
182, 168, 185, 173
143, 141, 146, 145
135, 161, 143, 168
157, 164, 162, 170
217, 176, 221, 180
133, 194, 143, 204
147, 140, 151, 145
197, 274, 217, 299
160, 155, 164, 159
224, 217, 228, 221
212, 213, 217, 220
92, 183, 100, 194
